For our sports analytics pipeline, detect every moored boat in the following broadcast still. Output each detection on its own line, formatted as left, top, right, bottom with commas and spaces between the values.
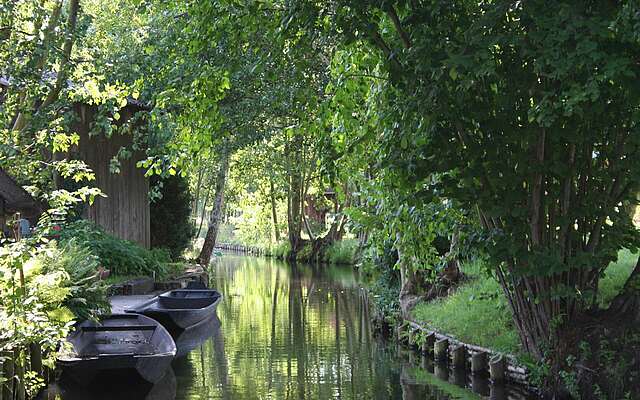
57, 314, 176, 385
125, 289, 222, 331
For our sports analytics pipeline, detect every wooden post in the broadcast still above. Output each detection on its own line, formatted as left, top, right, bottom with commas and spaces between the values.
420, 353, 430, 370
29, 343, 42, 376
434, 338, 449, 361
489, 355, 505, 382
408, 350, 416, 365
421, 333, 435, 354
451, 345, 466, 368
471, 351, 488, 374
451, 368, 467, 387
434, 362, 449, 380
471, 374, 490, 396
490, 384, 507, 400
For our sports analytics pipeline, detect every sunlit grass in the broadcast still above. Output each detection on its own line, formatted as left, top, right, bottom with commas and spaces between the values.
598, 249, 638, 308
412, 259, 521, 355
412, 250, 638, 356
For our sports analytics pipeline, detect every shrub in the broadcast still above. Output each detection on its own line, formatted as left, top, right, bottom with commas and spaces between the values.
42, 240, 110, 320
272, 241, 291, 259
58, 220, 171, 279
296, 242, 313, 262
324, 239, 360, 265
366, 264, 401, 328
150, 175, 195, 259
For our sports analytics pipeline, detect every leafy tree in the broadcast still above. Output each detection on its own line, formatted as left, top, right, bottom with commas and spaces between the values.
286, 1, 640, 395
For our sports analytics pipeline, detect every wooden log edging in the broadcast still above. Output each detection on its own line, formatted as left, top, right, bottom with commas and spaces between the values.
215, 243, 266, 256
401, 319, 532, 387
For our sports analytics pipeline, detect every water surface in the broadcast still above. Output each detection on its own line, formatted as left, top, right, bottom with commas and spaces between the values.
43, 255, 535, 400
173, 255, 489, 400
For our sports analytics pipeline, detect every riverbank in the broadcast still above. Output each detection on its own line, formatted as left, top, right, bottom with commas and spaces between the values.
212, 238, 360, 265
398, 250, 639, 394
410, 250, 638, 356
105, 264, 207, 295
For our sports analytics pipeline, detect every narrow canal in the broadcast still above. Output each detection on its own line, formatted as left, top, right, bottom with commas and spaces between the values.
42, 255, 536, 399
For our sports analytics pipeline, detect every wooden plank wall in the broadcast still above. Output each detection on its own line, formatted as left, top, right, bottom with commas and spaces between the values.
74, 104, 150, 248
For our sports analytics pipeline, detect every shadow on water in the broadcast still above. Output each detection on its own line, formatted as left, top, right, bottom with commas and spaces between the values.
38, 367, 177, 400
41, 255, 538, 399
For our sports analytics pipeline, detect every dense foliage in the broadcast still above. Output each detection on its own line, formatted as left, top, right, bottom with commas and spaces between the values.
58, 220, 171, 278
150, 174, 195, 259
0, 216, 110, 397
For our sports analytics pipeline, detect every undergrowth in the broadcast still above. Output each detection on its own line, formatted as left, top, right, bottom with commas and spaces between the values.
323, 239, 359, 265
59, 220, 172, 279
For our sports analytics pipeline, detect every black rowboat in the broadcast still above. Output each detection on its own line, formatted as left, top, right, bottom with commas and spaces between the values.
125, 289, 222, 331
159, 289, 220, 309
57, 314, 176, 385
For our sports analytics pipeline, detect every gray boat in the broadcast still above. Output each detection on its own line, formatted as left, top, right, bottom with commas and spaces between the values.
57, 314, 176, 385
125, 289, 222, 331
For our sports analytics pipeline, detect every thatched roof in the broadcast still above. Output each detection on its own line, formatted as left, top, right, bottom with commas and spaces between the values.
0, 168, 40, 214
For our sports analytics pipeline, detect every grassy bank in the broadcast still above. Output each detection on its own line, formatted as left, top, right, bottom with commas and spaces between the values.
412, 260, 521, 354
411, 250, 639, 357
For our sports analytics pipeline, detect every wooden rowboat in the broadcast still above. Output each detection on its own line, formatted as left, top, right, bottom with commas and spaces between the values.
57, 314, 176, 385
125, 289, 222, 331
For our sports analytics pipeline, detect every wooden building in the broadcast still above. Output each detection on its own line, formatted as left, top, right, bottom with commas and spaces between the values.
0, 168, 42, 234
72, 102, 151, 248
0, 78, 151, 248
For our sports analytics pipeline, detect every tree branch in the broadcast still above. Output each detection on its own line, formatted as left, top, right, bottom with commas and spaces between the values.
529, 129, 546, 247
386, 6, 412, 49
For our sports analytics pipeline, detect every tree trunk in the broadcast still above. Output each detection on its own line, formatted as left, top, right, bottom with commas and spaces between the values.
287, 171, 303, 254
609, 256, 640, 324
192, 161, 204, 217
302, 210, 315, 242
197, 147, 230, 265
195, 186, 211, 239
269, 174, 280, 242
286, 134, 303, 255
397, 246, 421, 318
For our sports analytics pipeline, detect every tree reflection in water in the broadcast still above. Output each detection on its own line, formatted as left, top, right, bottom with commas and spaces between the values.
171, 256, 506, 400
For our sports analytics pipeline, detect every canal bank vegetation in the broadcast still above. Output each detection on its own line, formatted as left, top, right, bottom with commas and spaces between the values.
412, 260, 521, 356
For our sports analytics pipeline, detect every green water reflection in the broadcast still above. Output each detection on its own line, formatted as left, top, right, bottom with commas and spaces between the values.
172, 256, 484, 400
